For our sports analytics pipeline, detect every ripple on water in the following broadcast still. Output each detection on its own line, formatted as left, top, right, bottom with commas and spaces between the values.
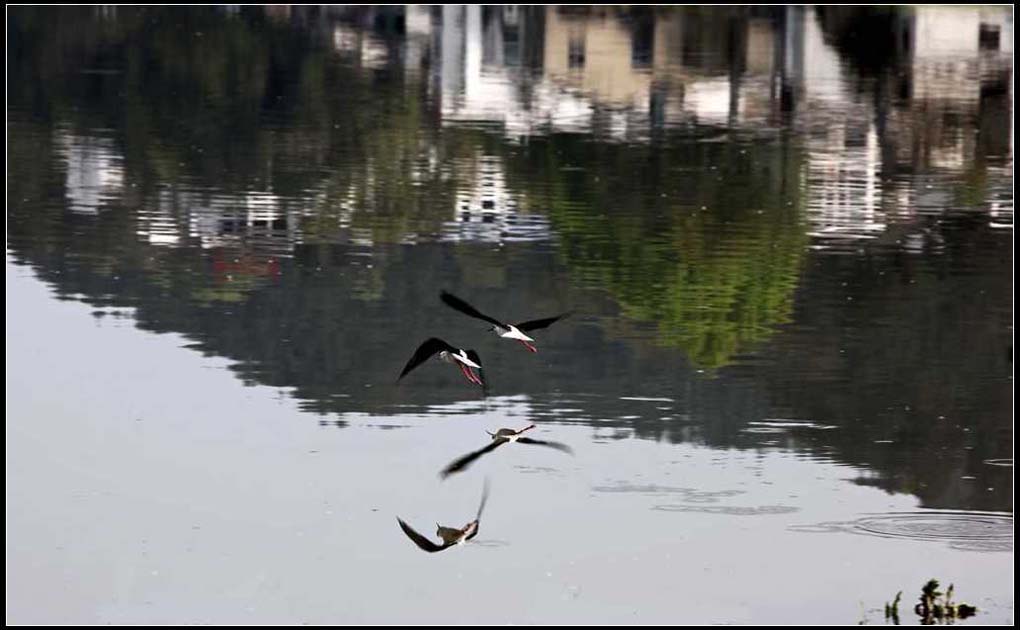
653, 504, 800, 516
983, 458, 1013, 467
592, 483, 745, 504
789, 511, 1013, 552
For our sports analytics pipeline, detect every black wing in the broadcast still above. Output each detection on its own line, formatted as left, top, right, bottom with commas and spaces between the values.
398, 338, 455, 381
515, 312, 572, 332
475, 478, 490, 521
465, 480, 490, 542
440, 440, 506, 479
517, 437, 574, 454
440, 291, 507, 328
397, 517, 450, 553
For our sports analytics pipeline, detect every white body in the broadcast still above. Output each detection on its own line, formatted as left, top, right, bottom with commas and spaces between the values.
440, 349, 482, 369
497, 325, 534, 342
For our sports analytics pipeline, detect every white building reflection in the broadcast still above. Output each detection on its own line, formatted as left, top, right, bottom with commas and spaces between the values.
422, 5, 1012, 245
135, 186, 300, 258
56, 130, 125, 215
440, 152, 551, 244
139, 5, 1013, 255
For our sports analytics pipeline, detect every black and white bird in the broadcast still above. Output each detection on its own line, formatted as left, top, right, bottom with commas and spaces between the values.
396, 481, 490, 553
440, 425, 573, 478
440, 291, 570, 353
397, 337, 485, 387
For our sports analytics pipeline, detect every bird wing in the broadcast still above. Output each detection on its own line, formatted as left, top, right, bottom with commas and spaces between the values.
397, 338, 454, 381
476, 478, 491, 521
440, 291, 506, 328
440, 439, 506, 479
516, 437, 574, 454
465, 481, 490, 542
515, 312, 572, 332
397, 517, 450, 553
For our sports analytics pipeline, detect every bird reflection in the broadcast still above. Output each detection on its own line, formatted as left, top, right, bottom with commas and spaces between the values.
440, 424, 573, 479
396, 481, 490, 553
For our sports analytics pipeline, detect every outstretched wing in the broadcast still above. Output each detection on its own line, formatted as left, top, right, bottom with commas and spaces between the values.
440, 291, 506, 328
515, 312, 572, 332
398, 338, 454, 381
476, 478, 491, 521
397, 518, 450, 553
464, 480, 490, 542
517, 437, 574, 454
440, 440, 506, 479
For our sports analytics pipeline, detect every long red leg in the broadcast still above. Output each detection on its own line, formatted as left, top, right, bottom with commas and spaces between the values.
458, 363, 482, 386
519, 340, 538, 353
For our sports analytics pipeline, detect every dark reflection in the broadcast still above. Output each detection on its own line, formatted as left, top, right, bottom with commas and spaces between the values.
816, 6, 913, 76
397, 481, 490, 553
6, 6, 1012, 513
440, 425, 573, 479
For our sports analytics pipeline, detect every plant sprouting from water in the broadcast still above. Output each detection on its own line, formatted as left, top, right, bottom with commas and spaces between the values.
913, 579, 977, 625
880, 580, 978, 625
884, 590, 902, 625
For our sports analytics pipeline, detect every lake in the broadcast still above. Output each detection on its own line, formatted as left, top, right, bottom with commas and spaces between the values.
6, 5, 1013, 624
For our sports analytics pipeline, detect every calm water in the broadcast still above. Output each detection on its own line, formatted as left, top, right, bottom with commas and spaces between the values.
6, 6, 1013, 624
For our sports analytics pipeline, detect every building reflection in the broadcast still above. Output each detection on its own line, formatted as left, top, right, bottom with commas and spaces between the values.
48, 5, 1012, 280
441, 152, 551, 244
56, 130, 125, 216
422, 5, 1012, 247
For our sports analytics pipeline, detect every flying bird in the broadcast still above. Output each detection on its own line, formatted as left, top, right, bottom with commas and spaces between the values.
440, 291, 570, 353
440, 424, 574, 478
397, 337, 485, 387
396, 481, 490, 553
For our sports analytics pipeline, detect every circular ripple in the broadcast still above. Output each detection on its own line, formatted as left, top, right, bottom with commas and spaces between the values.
850, 512, 1013, 551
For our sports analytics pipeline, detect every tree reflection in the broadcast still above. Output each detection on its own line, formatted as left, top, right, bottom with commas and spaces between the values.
507, 133, 808, 368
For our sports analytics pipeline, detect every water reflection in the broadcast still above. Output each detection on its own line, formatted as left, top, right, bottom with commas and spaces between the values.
57, 129, 126, 215
6, 5, 1013, 516
441, 425, 574, 479
396, 480, 491, 554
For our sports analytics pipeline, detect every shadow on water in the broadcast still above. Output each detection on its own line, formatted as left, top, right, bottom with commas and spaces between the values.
7, 6, 1013, 512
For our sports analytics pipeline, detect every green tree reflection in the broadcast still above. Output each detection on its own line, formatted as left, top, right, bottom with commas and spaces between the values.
507, 134, 808, 368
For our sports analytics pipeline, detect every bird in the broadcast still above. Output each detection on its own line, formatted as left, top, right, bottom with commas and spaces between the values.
397, 337, 485, 387
440, 424, 573, 478
396, 481, 490, 553
440, 290, 570, 353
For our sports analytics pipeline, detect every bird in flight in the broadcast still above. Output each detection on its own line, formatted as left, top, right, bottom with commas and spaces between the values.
440, 291, 570, 353
397, 337, 485, 387
440, 424, 573, 478
396, 481, 490, 553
